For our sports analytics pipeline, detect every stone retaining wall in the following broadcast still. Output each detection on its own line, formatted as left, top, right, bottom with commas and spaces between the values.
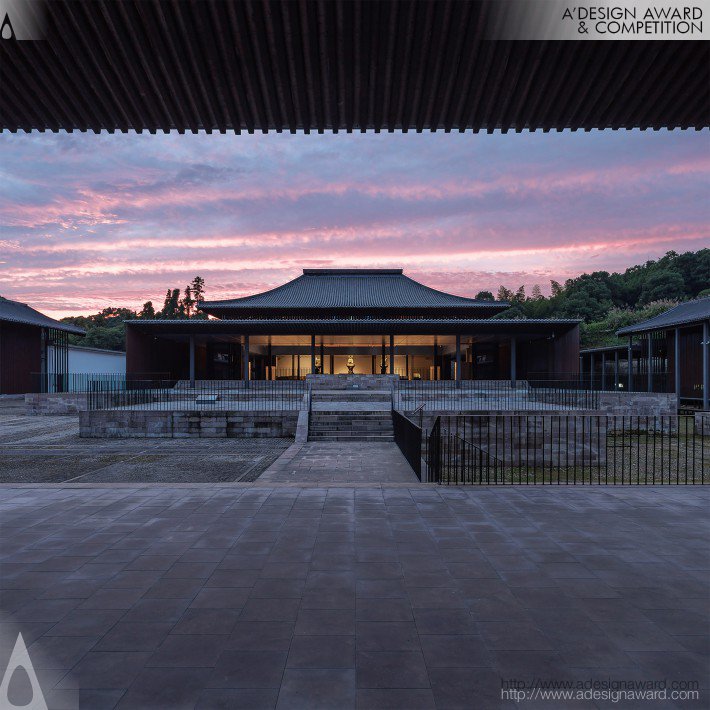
306, 374, 399, 390
80, 410, 298, 438
25, 393, 88, 415
695, 411, 709, 435
423, 413, 607, 467
596, 392, 677, 417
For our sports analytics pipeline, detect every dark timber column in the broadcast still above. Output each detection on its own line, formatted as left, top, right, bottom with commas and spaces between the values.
189, 335, 195, 388
703, 321, 709, 411
389, 335, 394, 375
320, 340, 324, 374
510, 337, 517, 388
590, 353, 595, 391
267, 340, 272, 381
405, 354, 409, 380
311, 335, 316, 375
647, 335, 653, 392
381, 342, 386, 375
242, 335, 250, 388
579, 354, 584, 385
601, 353, 606, 391
614, 351, 619, 391
455, 334, 461, 386
627, 337, 633, 392
674, 327, 681, 399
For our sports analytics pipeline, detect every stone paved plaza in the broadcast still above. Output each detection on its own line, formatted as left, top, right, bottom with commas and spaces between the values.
260, 443, 419, 484
0, 485, 708, 709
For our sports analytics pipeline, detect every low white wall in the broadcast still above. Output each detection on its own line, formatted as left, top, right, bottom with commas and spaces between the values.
68, 346, 125, 375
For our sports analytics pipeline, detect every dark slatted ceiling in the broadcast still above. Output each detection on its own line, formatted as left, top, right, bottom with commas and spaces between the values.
1, 0, 708, 134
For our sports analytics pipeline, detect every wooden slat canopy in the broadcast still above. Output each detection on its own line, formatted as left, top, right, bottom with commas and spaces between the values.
1, 0, 708, 134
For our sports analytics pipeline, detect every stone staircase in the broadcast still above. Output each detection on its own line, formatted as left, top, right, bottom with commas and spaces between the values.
308, 388, 394, 442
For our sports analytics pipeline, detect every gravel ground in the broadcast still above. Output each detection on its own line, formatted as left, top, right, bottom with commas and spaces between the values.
0, 412, 291, 484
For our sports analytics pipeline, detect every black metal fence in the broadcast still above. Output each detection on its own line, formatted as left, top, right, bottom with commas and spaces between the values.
393, 379, 599, 411
392, 410, 423, 480
33, 372, 169, 394
529, 371, 672, 393
87, 379, 309, 411
426, 414, 708, 484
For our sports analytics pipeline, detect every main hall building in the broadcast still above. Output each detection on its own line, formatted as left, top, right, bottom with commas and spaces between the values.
126, 269, 580, 383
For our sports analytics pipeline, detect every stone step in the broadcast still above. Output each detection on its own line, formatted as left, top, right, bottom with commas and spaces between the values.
310, 427, 394, 434
309, 419, 393, 426
310, 414, 392, 420
312, 392, 391, 402
308, 433, 395, 442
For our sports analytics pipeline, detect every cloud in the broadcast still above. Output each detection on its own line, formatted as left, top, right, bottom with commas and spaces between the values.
0, 130, 707, 317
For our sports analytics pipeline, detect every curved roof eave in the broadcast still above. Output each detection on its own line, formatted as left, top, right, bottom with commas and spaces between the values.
200, 270, 507, 311
616, 298, 710, 336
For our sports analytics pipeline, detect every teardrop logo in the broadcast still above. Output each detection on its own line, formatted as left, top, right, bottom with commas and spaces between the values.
1, 12, 16, 39
0, 633, 48, 710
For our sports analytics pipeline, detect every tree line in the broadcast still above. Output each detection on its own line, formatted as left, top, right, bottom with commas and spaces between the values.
60, 276, 208, 351
57, 249, 709, 351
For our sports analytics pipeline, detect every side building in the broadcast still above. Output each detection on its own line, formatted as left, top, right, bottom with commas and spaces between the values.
579, 297, 710, 410
125, 268, 580, 384
0, 298, 85, 394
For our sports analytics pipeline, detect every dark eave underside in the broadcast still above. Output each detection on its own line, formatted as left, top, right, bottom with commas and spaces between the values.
127, 318, 580, 337
1, 0, 708, 134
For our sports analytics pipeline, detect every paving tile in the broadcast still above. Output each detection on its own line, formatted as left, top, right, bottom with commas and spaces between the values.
356, 579, 409, 598
208, 650, 288, 688
286, 635, 355, 668
295, 609, 356, 635
239, 598, 301, 622
10, 598, 79, 623
190, 587, 250, 609
357, 622, 420, 652
120, 597, 191, 624
411, 608, 477, 635
276, 669, 356, 710
78, 689, 125, 709
28, 634, 99, 669
80, 587, 146, 610
226, 621, 295, 652
478, 622, 554, 651
356, 688, 436, 709
94, 622, 174, 652
45, 609, 126, 637
143, 578, 204, 600
147, 634, 228, 667
420, 634, 492, 668
162, 562, 218, 579
195, 688, 278, 709
356, 650, 430, 689
356, 598, 413, 622
250, 578, 306, 598
56, 651, 152, 689
116, 667, 211, 709
428, 667, 503, 709
171, 609, 240, 635
407, 586, 467, 609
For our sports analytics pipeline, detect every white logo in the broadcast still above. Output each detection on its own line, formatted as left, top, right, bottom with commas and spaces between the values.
0, 633, 48, 709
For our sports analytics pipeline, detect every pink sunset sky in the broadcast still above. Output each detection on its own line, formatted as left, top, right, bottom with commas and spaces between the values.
0, 130, 708, 319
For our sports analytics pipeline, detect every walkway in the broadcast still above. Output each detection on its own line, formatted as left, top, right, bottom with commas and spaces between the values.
260, 442, 419, 483
0, 486, 707, 709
